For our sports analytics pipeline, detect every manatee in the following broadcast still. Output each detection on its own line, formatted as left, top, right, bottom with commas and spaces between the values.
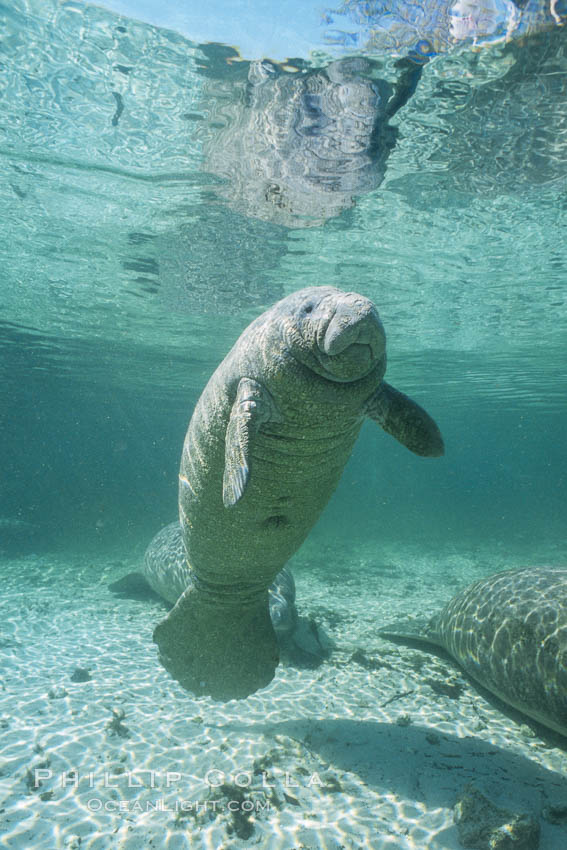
154, 285, 444, 700
379, 566, 567, 738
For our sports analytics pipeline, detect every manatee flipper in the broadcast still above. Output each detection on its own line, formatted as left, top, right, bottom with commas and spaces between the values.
108, 571, 163, 603
365, 381, 444, 457
279, 616, 336, 669
223, 377, 279, 507
153, 585, 279, 700
384, 56, 425, 121
378, 617, 444, 647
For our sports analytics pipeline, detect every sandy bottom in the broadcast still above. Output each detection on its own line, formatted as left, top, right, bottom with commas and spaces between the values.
1, 537, 567, 849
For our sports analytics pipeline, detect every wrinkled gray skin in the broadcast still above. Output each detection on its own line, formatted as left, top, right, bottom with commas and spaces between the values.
380, 567, 567, 738
144, 521, 297, 638
154, 286, 444, 700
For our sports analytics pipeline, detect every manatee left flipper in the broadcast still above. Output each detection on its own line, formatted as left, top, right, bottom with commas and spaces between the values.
223, 377, 280, 507
365, 381, 444, 457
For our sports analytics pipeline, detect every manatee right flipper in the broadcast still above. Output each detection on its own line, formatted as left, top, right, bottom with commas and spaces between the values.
223, 377, 280, 507
366, 381, 444, 457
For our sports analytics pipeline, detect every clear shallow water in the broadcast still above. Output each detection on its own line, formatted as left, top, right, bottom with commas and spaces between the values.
1, 1, 567, 847
1, 0, 566, 553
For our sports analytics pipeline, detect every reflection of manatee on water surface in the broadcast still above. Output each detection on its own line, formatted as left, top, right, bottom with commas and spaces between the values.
202, 1, 567, 230
152, 286, 444, 701
204, 56, 423, 228
380, 566, 567, 738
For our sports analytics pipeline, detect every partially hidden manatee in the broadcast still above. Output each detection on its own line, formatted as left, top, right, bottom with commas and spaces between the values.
379, 566, 567, 738
154, 286, 444, 700
144, 521, 296, 641
143, 521, 332, 667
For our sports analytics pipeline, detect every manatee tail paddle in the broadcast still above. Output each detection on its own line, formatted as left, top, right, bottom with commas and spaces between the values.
153, 586, 279, 700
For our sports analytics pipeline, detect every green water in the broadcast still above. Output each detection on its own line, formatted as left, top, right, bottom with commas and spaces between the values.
1, 0, 565, 560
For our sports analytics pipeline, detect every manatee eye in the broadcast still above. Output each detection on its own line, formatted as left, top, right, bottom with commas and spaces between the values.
303, 304, 313, 314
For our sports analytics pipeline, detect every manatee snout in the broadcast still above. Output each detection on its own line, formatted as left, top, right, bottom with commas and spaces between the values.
321, 293, 385, 360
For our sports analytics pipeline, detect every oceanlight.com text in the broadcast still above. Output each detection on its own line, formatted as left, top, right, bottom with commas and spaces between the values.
85, 798, 271, 814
